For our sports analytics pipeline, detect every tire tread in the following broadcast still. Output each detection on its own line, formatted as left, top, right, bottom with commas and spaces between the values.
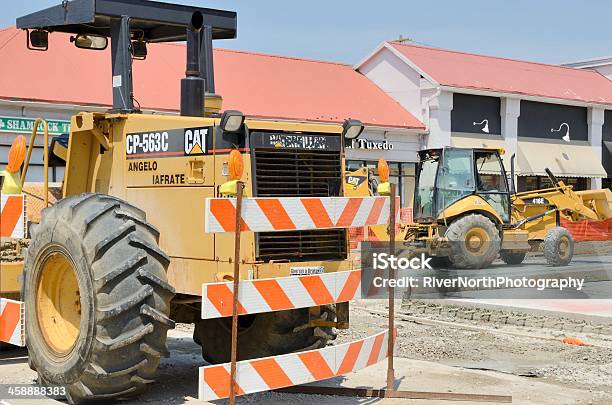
25, 193, 173, 403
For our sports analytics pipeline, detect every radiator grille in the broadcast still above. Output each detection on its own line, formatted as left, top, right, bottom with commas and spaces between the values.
253, 148, 342, 197
257, 229, 347, 262
253, 146, 346, 262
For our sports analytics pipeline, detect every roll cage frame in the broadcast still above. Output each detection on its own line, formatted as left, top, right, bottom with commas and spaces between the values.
413, 147, 512, 224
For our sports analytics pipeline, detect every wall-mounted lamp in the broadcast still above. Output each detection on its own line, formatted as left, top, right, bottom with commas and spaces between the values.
551, 122, 570, 142
473, 119, 489, 133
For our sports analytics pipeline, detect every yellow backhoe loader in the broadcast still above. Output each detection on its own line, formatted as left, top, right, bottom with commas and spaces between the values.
404, 147, 612, 269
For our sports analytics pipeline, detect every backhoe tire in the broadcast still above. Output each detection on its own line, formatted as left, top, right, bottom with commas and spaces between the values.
445, 214, 501, 269
428, 256, 452, 269
194, 307, 335, 364
543, 227, 574, 267
499, 251, 526, 265
23, 193, 175, 403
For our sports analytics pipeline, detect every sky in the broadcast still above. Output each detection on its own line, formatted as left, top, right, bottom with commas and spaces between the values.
2, 0, 612, 65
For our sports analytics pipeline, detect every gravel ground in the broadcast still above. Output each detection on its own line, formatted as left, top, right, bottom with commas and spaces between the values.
2, 300, 611, 404
348, 299, 612, 403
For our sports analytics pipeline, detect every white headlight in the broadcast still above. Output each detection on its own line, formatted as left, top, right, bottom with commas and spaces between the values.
220, 110, 245, 133
343, 119, 364, 140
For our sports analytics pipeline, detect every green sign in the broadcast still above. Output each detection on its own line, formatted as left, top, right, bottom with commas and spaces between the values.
0, 116, 70, 136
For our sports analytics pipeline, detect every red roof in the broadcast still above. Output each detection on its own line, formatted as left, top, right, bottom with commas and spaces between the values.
388, 41, 612, 105
0, 28, 423, 129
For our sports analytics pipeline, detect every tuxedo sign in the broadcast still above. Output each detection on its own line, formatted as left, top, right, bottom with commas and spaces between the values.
349, 138, 394, 150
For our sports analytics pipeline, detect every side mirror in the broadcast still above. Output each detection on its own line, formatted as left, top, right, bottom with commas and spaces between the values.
70, 34, 108, 50
27, 29, 48, 51
131, 40, 147, 60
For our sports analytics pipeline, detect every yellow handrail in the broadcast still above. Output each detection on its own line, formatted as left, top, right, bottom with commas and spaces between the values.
21, 118, 49, 207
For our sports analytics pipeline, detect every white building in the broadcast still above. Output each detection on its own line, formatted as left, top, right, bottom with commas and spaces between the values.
563, 57, 612, 80
357, 41, 612, 190
563, 57, 612, 189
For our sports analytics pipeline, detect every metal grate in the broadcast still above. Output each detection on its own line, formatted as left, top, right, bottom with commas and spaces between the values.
253, 148, 342, 197
253, 146, 345, 261
257, 229, 347, 262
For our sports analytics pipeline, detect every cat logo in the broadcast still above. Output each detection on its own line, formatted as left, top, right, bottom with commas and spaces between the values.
184, 128, 207, 155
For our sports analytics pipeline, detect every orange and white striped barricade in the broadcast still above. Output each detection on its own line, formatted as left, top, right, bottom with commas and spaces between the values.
0, 298, 25, 346
199, 328, 392, 401
202, 195, 400, 401
205, 196, 399, 233
202, 269, 362, 319
0, 194, 26, 239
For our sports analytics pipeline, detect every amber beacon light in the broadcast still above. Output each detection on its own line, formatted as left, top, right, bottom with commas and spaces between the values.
228, 149, 244, 181
377, 158, 391, 196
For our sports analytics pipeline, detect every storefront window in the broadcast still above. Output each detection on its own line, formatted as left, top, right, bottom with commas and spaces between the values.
346, 160, 415, 206
517, 176, 588, 192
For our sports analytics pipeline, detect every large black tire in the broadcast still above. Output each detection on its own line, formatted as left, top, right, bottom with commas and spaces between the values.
445, 214, 501, 269
499, 251, 526, 265
194, 306, 336, 364
543, 227, 574, 266
23, 193, 175, 403
428, 256, 452, 269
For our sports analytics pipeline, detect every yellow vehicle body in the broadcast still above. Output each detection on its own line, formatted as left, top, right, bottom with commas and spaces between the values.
0, 261, 22, 299
512, 183, 612, 240
2, 114, 353, 297
404, 194, 531, 254
56, 112, 352, 295
342, 167, 405, 242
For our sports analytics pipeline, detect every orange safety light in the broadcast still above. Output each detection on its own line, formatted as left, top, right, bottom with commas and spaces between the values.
378, 159, 389, 183
228, 149, 244, 180
7, 135, 26, 173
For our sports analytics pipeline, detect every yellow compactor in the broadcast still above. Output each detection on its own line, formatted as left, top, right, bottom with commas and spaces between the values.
0, 1, 363, 402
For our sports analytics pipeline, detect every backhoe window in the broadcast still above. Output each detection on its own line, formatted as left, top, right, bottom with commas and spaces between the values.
414, 157, 439, 219
435, 148, 475, 214
475, 151, 510, 222
475, 152, 507, 192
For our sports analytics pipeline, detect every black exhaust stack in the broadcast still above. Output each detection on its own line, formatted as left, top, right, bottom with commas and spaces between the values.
201, 26, 215, 94
180, 12, 205, 117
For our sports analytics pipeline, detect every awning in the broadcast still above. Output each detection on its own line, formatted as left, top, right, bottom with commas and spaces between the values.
451, 135, 517, 174
518, 139, 606, 178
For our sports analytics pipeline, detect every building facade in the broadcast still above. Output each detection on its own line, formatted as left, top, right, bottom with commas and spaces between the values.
357, 42, 612, 191
345, 127, 422, 206
563, 57, 612, 189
